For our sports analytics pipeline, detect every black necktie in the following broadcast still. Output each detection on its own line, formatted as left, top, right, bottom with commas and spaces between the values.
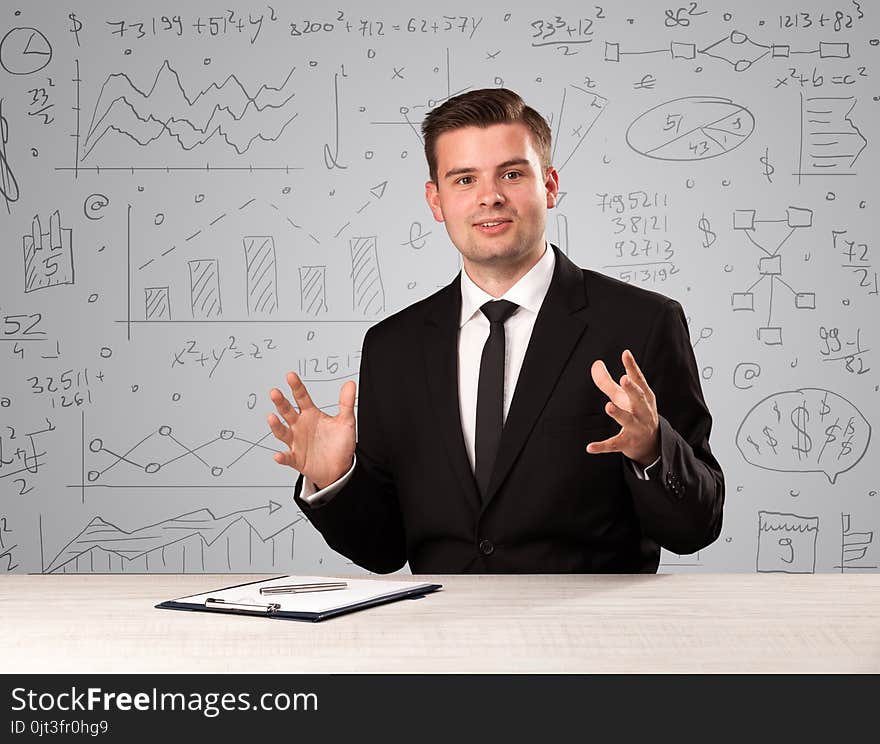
475, 299, 518, 501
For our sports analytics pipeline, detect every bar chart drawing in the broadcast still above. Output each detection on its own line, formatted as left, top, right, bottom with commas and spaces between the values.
23, 210, 74, 293
299, 265, 328, 316
350, 236, 385, 316
188, 258, 222, 318
243, 235, 279, 316
144, 286, 171, 320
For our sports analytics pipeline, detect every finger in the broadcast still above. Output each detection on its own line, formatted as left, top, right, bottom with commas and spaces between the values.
622, 349, 655, 404
604, 400, 636, 430
586, 432, 625, 455
269, 387, 299, 426
287, 371, 317, 412
590, 360, 626, 407
338, 380, 356, 418
619, 374, 648, 416
267, 412, 293, 447
273, 449, 297, 468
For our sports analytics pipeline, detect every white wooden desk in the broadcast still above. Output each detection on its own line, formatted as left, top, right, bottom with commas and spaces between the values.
2, 573, 878, 673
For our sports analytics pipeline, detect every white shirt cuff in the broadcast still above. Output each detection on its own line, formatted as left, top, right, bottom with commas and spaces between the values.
297, 457, 357, 507
629, 454, 661, 480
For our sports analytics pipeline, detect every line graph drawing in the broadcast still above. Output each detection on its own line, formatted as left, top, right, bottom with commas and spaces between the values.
84, 424, 280, 483
43, 504, 307, 573
78, 60, 300, 164
730, 207, 815, 345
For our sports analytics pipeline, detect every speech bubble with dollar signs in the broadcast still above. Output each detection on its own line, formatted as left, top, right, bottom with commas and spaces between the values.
736, 388, 871, 484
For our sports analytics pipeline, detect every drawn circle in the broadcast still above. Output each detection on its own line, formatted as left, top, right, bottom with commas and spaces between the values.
365, 150, 374, 159
859, 201, 867, 208
433, 66, 439, 73
695, 67, 703, 73
171, 393, 181, 401
494, 77, 504, 86
247, 393, 257, 410
145, 463, 161, 474
367, 49, 375, 59
723, 12, 732, 21
282, 186, 291, 194
211, 466, 224, 477
870, 39, 879, 46
536, 77, 542, 83
309, 60, 318, 67
826, 192, 836, 201
869, 490, 877, 497
89, 438, 103, 452
87, 471, 100, 482
131, 384, 139, 392
100, 347, 112, 358
0, 397, 9, 407
124, 49, 131, 55
400, 150, 408, 158
504, 13, 511, 21
195, 193, 205, 203
88, 293, 99, 303
843, 298, 851, 306
154, 213, 165, 225
0, 28, 52, 75
203, 57, 211, 65
723, 264, 733, 272
701, 366, 714, 380
220, 429, 234, 440
158, 425, 172, 436
407, 281, 417, 289
84, 194, 110, 220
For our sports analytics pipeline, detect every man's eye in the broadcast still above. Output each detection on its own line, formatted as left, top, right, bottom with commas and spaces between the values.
457, 176, 473, 185
503, 171, 521, 179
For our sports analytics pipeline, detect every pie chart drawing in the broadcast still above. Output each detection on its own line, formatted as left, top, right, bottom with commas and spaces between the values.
0, 27, 53, 75
626, 96, 755, 162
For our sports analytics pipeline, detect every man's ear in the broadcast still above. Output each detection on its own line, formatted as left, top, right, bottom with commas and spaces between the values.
425, 180, 445, 223
544, 166, 560, 209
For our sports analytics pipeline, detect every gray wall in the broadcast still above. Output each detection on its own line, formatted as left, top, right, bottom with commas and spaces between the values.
1, 0, 876, 575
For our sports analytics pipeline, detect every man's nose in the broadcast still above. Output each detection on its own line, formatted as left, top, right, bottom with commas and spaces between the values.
477, 183, 505, 207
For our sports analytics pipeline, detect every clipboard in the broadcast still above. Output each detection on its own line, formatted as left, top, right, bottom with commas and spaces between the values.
155, 575, 442, 622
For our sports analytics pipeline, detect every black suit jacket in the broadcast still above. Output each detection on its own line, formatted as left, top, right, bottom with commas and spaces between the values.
294, 245, 724, 573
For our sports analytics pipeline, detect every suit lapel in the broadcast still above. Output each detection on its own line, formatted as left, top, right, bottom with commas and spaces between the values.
482, 245, 591, 508
422, 278, 483, 513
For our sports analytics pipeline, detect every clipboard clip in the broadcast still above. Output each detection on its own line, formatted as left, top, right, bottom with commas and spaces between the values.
205, 597, 281, 614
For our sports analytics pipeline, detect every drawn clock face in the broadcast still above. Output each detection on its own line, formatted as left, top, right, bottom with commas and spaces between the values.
0, 27, 52, 75
626, 96, 755, 162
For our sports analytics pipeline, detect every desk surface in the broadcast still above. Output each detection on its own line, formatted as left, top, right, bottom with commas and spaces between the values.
2, 573, 879, 673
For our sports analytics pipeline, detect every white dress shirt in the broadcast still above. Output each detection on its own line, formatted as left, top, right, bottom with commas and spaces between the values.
299, 242, 658, 506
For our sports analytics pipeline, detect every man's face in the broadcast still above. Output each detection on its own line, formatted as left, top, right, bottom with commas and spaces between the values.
425, 122, 559, 273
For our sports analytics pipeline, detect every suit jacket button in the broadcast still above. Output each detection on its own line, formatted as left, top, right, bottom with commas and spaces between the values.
479, 539, 494, 556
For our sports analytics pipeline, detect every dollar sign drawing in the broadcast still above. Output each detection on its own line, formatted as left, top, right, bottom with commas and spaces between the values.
819, 393, 831, 418
698, 214, 716, 249
760, 148, 775, 183
69, 13, 83, 46
790, 403, 812, 460
762, 425, 778, 455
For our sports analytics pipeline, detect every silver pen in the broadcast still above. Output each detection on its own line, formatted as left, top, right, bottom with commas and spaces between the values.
259, 581, 348, 595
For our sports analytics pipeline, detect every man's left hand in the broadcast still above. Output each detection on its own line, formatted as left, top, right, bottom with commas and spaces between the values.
587, 349, 660, 468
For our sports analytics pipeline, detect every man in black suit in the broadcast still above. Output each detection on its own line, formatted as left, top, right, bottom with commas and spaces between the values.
268, 89, 724, 573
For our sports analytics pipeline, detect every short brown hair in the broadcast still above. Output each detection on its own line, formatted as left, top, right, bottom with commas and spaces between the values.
421, 88, 552, 184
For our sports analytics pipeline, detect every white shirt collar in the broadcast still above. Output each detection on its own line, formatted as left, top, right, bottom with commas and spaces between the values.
459, 241, 556, 328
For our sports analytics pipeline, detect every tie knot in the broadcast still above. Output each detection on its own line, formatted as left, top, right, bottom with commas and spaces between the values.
480, 299, 518, 324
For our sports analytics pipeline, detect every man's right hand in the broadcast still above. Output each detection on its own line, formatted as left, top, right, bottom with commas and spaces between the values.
268, 372, 357, 490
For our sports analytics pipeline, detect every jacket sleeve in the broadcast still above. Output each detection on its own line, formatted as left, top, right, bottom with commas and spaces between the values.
622, 299, 726, 555
293, 328, 407, 573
